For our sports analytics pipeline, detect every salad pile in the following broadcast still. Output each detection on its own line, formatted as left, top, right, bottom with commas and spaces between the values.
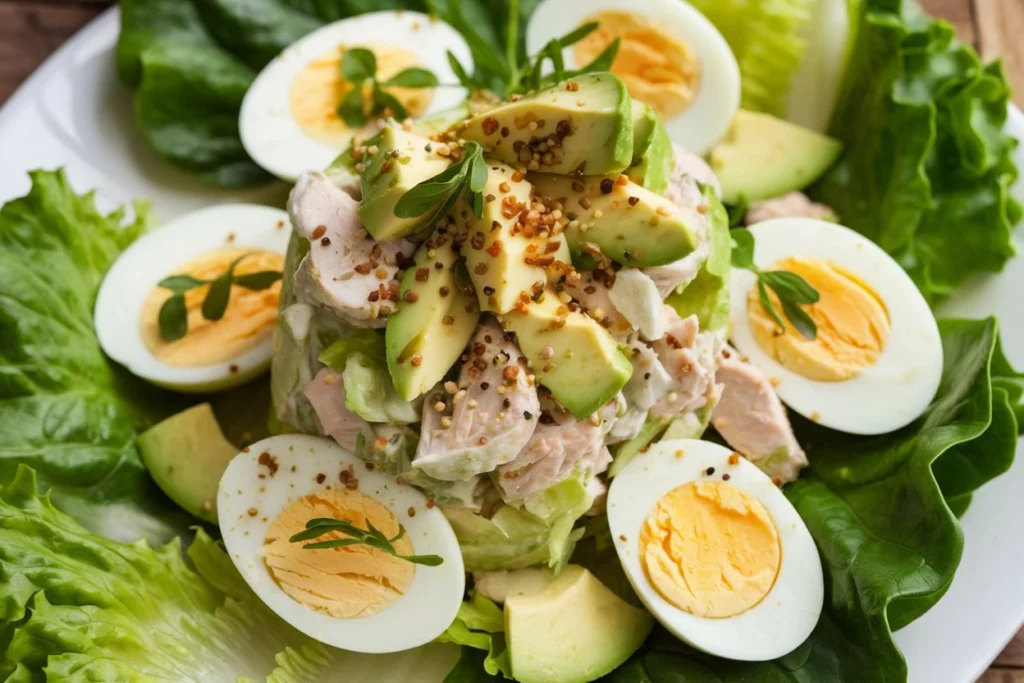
0, 0, 1021, 682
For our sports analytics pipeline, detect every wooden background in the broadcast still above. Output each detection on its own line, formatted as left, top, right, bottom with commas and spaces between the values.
0, 0, 1022, 680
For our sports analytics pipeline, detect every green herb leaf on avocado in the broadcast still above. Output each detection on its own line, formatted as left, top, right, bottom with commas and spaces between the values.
291, 517, 444, 566
395, 141, 487, 226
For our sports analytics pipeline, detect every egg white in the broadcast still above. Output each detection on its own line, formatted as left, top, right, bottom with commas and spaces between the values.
240, 11, 473, 182
607, 439, 823, 661
218, 434, 465, 654
525, 0, 740, 155
94, 204, 291, 393
729, 218, 943, 435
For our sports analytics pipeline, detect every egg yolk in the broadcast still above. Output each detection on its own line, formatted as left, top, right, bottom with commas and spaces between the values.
290, 44, 434, 147
140, 248, 283, 368
574, 11, 701, 120
263, 489, 415, 619
639, 481, 780, 619
747, 256, 891, 382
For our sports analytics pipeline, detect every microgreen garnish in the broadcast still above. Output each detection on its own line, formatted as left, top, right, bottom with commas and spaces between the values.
394, 140, 488, 229
441, 0, 620, 96
156, 254, 282, 342
337, 47, 439, 127
289, 518, 444, 567
731, 229, 820, 339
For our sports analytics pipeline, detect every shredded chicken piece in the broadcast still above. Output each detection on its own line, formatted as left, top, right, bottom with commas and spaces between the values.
745, 192, 836, 226
649, 307, 720, 420
302, 368, 366, 451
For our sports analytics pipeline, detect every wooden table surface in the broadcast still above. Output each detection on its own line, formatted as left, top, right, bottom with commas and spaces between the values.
1, 0, 1023, 680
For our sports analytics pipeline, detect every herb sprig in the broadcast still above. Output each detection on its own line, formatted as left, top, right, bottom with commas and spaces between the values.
442, 0, 620, 96
731, 229, 820, 339
338, 48, 439, 127
157, 254, 282, 342
394, 140, 488, 229
289, 518, 444, 567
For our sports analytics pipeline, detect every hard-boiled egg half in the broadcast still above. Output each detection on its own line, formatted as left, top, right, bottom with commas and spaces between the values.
729, 218, 943, 435
95, 204, 290, 393
526, 0, 740, 154
218, 435, 465, 653
241, 11, 473, 181
608, 439, 823, 661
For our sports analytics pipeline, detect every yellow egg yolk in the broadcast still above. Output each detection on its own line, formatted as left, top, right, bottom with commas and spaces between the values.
140, 248, 283, 368
289, 44, 434, 147
639, 481, 780, 618
747, 256, 891, 382
263, 489, 415, 619
574, 11, 701, 120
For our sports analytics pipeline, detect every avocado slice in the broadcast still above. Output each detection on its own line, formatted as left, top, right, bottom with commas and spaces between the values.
531, 173, 701, 268
137, 403, 238, 524
506, 565, 653, 683
457, 73, 633, 176
500, 289, 631, 418
386, 231, 480, 400
709, 110, 843, 204
358, 125, 452, 240
462, 161, 571, 314
626, 102, 673, 195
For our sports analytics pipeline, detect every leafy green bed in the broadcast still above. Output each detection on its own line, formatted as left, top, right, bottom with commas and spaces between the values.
0, 0, 1019, 680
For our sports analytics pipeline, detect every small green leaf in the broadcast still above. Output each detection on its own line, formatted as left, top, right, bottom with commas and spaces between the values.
158, 274, 204, 293
202, 275, 232, 321
780, 298, 818, 340
394, 160, 468, 218
158, 294, 188, 342
342, 47, 377, 82
384, 67, 439, 88
566, 38, 620, 79
448, 51, 476, 89
468, 147, 488, 193
757, 279, 787, 331
233, 270, 283, 290
390, 525, 407, 543
373, 84, 409, 121
338, 87, 367, 128
731, 228, 757, 270
401, 554, 445, 567
761, 270, 820, 305
558, 22, 599, 48
727, 196, 749, 228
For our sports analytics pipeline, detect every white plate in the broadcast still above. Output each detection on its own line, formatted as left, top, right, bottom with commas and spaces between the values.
0, 8, 1021, 683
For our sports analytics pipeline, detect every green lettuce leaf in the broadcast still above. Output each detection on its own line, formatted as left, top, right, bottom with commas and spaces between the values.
0, 464, 460, 682
0, 169, 188, 543
666, 185, 731, 333
437, 594, 511, 679
341, 353, 419, 424
604, 317, 1021, 682
811, 0, 1020, 303
687, 0, 816, 116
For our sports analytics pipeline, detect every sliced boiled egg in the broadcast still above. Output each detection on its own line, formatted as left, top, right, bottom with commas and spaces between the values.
218, 434, 465, 653
526, 0, 740, 154
608, 439, 823, 661
95, 204, 290, 393
729, 218, 943, 435
240, 11, 472, 181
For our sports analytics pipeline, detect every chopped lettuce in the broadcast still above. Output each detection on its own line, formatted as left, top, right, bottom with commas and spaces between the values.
342, 353, 420, 424
811, 0, 1020, 303
444, 504, 579, 572
666, 185, 731, 334
436, 594, 511, 678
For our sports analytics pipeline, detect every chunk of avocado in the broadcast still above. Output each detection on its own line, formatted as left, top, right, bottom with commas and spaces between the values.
458, 73, 633, 176
358, 125, 451, 239
500, 289, 631, 418
626, 102, 673, 195
531, 173, 700, 268
137, 403, 238, 524
459, 161, 571, 313
506, 565, 653, 683
709, 110, 842, 204
386, 231, 480, 400
412, 104, 471, 137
